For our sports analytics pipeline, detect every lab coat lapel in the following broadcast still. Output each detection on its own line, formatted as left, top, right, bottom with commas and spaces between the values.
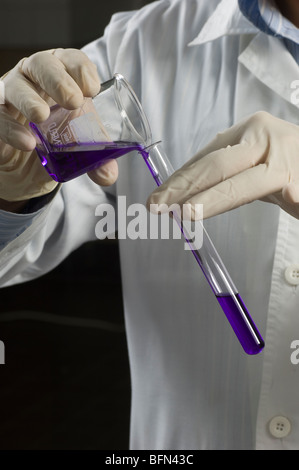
188, 0, 258, 46
238, 32, 299, 107
189, 0, 299, 109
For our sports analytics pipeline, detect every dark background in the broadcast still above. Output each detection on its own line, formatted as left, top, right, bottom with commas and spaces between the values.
0, 0, 153, 450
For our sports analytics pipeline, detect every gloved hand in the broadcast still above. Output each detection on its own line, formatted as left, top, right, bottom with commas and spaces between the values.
148, 111, 299, 220
0, 48, 118, 205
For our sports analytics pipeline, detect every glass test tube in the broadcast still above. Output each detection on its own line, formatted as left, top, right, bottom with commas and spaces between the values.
141, 142, 265, 355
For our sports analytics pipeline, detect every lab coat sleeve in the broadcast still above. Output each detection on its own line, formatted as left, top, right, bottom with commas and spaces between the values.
81, 1, 172, 81
81, 10, 137, 81
0, 175, 116, 287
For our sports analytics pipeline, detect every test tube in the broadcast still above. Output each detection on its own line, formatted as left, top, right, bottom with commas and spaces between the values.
141, 142, 265, 355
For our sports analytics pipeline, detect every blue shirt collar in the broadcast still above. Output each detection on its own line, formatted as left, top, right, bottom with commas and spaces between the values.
238, 0, 299, 62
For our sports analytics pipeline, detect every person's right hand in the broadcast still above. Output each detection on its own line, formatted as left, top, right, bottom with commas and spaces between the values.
0, 48, 118, 206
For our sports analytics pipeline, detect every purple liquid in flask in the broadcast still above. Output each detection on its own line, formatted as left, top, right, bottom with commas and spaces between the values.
30, 121, 142, 182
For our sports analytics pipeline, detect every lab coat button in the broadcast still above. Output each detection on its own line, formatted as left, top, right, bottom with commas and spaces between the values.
269, 416, 291, 438
284, 264, 299, 286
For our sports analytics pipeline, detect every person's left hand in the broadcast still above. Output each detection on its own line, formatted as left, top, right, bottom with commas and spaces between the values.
147, 111, 299, 220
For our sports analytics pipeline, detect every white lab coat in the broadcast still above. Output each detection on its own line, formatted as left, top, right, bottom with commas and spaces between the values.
1, 0, 299, 450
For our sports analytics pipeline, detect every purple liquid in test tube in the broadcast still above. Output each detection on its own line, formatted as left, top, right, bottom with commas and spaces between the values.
140, 142, 265, 356
216, 293, 264, 355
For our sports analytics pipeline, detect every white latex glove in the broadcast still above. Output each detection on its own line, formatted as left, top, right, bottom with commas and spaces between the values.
0, 48, 118, 204
148, 112, 299, 220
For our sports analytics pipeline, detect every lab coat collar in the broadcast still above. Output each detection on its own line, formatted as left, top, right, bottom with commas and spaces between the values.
188, 0, 259, 47
238, 32, 299, 106
188, 0, 299, 108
